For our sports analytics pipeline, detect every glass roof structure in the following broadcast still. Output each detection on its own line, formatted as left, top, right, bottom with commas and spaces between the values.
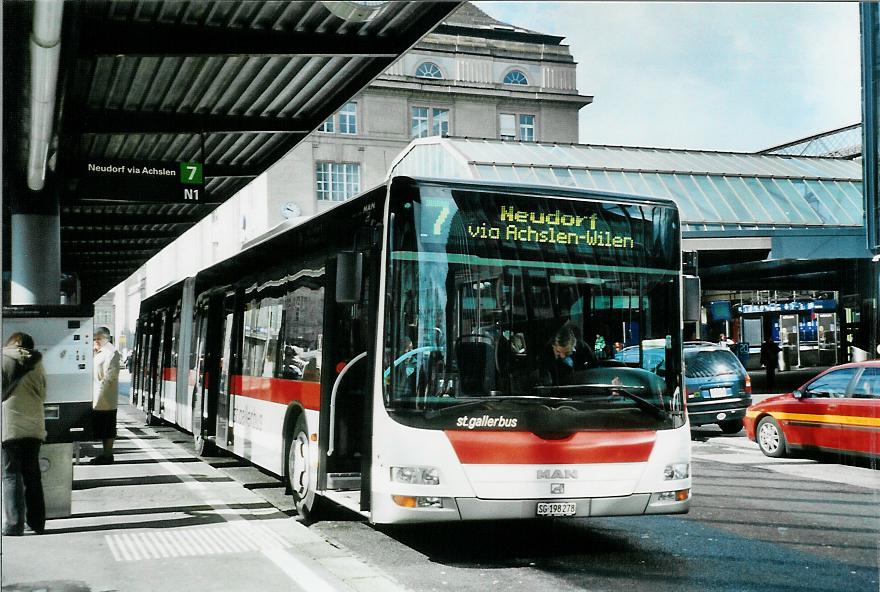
760, 123, 862, 159
388, 137, 864, 233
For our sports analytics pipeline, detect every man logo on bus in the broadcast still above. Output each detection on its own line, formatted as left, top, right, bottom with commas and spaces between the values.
537, 469, 578, 479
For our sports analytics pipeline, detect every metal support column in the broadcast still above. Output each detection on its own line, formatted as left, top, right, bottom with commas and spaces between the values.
10, 185, 61, 305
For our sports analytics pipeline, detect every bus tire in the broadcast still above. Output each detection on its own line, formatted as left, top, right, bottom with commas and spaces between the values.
288, 414, 322, 520
194, 433, 217, 457
145, 409, 160, 426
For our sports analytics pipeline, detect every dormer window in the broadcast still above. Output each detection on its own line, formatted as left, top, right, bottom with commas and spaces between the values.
503, 70, 528, 85
415, 62, 443, 79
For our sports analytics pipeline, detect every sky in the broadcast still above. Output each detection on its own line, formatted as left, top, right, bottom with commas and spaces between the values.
475, 2, 862, 152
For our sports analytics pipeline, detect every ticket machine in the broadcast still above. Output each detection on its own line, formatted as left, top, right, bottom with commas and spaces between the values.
3, 305, 95, 443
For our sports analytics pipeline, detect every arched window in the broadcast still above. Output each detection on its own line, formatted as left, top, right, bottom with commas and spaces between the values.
415, 62, 443, 79
503, 70, 528, 85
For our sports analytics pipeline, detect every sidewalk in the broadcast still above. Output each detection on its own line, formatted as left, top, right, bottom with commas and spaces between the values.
1, 405, 407, 592
746, 365, 825, 395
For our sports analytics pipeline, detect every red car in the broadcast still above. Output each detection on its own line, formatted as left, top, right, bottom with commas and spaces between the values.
745, 361, 880, 460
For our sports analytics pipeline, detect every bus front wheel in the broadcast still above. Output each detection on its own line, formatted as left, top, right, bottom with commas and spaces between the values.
288, 415, 322, 520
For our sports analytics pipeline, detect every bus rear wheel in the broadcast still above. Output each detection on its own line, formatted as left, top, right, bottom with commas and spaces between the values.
194, 433, 216, 457
144, 409, 160, 426
288, 415, 322, 520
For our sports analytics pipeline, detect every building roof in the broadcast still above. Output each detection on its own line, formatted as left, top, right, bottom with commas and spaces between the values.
760, 123, 862, 159
434, 2, 566, 45
388, 136, 864, 231
443, 3, 514, 29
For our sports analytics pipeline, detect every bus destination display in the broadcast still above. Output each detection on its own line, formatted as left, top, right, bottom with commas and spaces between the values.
467, 205, 635, 249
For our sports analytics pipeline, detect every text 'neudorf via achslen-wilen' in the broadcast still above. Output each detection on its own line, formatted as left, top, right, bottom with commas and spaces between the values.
87, 163, 176, 176
465, 205, 636, 249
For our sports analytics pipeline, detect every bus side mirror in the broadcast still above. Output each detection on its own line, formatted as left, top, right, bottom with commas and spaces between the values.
336, 252, 363, 304
682, 275, 701, 323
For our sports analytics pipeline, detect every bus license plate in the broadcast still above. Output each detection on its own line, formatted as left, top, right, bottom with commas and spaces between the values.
536, 502, 577, 517
709, 387, 728, 398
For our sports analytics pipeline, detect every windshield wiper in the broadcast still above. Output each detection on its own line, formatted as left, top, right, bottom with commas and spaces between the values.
532, 383, 669, 419
424, 395, 573, 419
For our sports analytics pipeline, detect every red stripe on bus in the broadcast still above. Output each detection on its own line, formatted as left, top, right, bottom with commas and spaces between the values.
163, 367, 176, 382
445, 430, 656, 464
230, 375, 321, 410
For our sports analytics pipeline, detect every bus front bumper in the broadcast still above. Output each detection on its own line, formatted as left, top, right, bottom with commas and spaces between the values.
371, 492, 690, 523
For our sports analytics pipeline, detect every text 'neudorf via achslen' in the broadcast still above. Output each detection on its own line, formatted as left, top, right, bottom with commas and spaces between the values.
87, 163, 176, 177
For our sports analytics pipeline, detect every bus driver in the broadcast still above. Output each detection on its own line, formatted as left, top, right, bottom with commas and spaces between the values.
538, 324, 597, 386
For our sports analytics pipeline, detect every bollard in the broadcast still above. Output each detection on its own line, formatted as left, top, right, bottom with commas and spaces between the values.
40, 442, 73, 519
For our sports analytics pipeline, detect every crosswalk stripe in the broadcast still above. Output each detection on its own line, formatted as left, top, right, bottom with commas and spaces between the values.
105, 523, 291, 562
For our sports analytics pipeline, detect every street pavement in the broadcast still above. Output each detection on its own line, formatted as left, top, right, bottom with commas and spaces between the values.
2, 370, 877, 592
0, 403, 407, 592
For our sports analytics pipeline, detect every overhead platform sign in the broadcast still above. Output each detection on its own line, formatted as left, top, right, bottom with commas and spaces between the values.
77, 160, 210, 203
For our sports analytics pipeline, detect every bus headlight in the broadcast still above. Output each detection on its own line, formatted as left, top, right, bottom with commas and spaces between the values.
663, 463, 689, 480
391, 466, 440, 485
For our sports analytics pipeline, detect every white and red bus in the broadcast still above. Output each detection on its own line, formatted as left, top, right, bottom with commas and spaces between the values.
131, 176, 691, 523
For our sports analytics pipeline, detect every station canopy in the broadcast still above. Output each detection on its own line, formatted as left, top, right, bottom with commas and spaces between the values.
389, 136, 864, 234
2, 1, 459, 303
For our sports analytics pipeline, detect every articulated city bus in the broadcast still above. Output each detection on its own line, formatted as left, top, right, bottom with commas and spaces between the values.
132, 176, 691, 523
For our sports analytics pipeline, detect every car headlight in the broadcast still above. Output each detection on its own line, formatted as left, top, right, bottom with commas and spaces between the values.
664, 463, 690, 480
391, 466, 440, 485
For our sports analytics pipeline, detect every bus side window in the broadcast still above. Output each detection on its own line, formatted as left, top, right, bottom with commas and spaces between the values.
280, 278, 325, 383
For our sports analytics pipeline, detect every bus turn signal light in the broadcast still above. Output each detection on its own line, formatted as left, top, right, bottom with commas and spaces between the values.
392, 495, 445, 508
392, 495, 418, 508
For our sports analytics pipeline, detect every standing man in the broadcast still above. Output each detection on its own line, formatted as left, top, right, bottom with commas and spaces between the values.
2, 332, 47, 535
759, 336, 781, 393
91, 327, 120, 464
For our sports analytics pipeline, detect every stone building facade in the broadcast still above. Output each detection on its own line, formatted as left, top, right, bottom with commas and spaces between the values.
264, 3, 591, 222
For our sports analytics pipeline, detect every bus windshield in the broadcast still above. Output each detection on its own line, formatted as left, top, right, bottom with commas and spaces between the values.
383, 185, 684, 432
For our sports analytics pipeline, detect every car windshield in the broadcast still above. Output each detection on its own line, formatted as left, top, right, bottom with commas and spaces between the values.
683, 349, 743, 378
382, 184, 685, 432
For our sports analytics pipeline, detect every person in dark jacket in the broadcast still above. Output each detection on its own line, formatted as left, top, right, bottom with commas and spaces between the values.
2, 332, 47, 536
538, 324, 597, 386
760, 336, 782, 392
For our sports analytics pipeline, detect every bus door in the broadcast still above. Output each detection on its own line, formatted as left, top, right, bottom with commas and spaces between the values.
215, 292, 239, 450
191, 300, 219, 450
143, 314, 160, 417
318, 256, 374, 510
130, 320, 144, 407
155, 311, 170, 418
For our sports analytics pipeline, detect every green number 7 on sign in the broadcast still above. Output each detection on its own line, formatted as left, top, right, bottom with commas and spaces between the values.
180, 162, 203, 185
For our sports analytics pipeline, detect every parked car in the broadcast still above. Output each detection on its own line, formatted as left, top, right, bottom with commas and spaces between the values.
615, 341, 751, 433
745, 361, 880, 460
